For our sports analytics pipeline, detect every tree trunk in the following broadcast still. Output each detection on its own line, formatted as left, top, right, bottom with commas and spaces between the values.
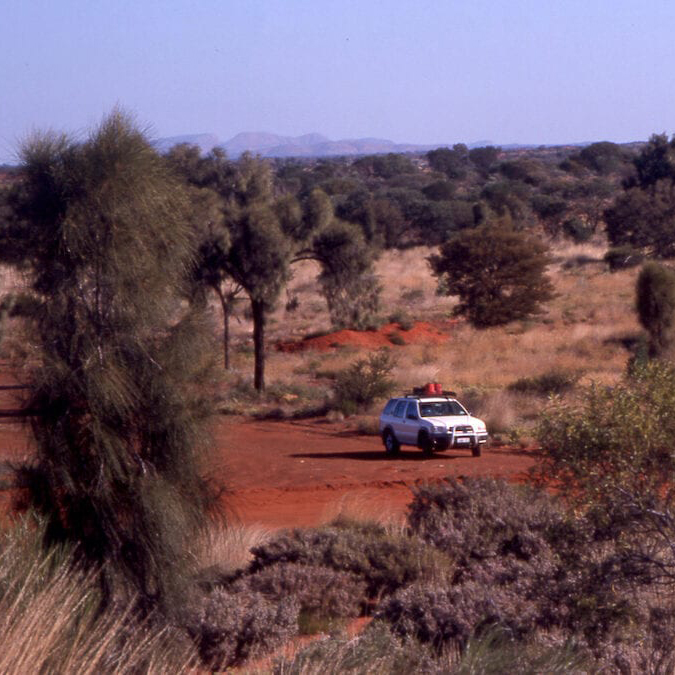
252, 298, 266, 391
214, 285, 230, 370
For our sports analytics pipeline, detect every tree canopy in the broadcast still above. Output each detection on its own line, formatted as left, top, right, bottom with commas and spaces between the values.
0, 111, 220, 614
429, 220, 554, 328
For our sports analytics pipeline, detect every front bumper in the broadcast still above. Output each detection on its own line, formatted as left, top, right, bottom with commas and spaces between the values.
431, 431, 489, 450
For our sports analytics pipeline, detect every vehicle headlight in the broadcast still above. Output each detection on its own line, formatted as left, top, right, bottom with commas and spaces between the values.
434, 425, 445, 432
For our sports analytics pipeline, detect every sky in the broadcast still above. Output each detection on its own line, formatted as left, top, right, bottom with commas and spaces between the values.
2, 0, 675, 164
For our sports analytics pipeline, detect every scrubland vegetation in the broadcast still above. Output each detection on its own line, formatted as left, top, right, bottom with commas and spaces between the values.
4, 113, 675, 671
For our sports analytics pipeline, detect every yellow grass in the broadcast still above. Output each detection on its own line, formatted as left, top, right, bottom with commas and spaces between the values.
239, 241, 641, 395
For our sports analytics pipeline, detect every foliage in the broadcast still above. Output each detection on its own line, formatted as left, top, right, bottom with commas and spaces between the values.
378, 581, 543, 651
604, 245, 644, 271
536, 360, 675, 510
189, 586, 298, 669
332, 350, 396, 414
400, 479, 658, 658
312, 220, 382, 330
507, 369, 580, 396
1, 111, 220, 614
577, 141, 627, 175
468, 145, 501, 177
0, 517, 198, 673
353, 153, 416, 179
429, 221, 554, 328
407, 478, 564, 575
561, 216, 593, 243
636, 261, 675, 357
232, 562, 365, 620
249, 517, 450, 599
274, 620, 439, 674
605, 134, 675, 257
426, 145, 468, 180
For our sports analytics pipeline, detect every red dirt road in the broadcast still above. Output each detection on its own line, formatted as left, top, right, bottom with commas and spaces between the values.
213, 417, 537, 529
0, 413, 538, 531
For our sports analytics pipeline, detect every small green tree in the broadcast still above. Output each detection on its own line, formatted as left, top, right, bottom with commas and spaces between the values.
1, 112, 219, 614
221, 155, 292, 392
636, 261, 675, 357
165, 145, 242, 370
468, 145, 501, 177
429, 220, 554, 327
605, 134, 675, 256
310, 220, 381, 330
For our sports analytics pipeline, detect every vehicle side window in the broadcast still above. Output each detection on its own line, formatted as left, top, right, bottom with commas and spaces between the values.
406, 402, 419, 419
393, 401, 406, 418
383, 399, 398, 415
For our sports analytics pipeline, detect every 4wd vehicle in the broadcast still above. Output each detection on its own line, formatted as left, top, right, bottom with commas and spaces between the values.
379, 391, 488, 457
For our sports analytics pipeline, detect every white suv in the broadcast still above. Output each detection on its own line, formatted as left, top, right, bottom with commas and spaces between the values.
379, 395, 488, 457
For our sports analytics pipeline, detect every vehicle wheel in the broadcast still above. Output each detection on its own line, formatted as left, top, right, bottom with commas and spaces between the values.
472, 444, 481, 457
383, 430, 400, 456
419, 432, 434, 455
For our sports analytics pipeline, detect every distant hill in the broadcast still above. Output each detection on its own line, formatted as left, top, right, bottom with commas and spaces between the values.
153, 131, 512, 159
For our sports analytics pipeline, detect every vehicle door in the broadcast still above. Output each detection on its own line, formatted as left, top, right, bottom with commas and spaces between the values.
397, 400, 421, 444
390, 400, 409, 443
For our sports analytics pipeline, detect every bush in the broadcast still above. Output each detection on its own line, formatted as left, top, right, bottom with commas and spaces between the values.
536, 360, 675, 509
332, 349, 396, 414
190, 587, 298, 669
233, 563, 366, 620
403, 479, 644, 652
274, 620, 440, 674
507, 370, 580, 396
407, 478, 565, 572
562, 217, 593, 243
249, 518, 451, 599
378, 581, 541, 651
636, 261, 675, 356
429, 221, 554, 328
604, 245, 644, 271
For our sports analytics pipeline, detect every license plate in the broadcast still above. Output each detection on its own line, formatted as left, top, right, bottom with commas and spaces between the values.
456, 438, 470, 443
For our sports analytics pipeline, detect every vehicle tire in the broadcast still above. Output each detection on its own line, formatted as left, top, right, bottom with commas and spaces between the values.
383, 429, 400, 456
472, 444, 481, 457
419, 432, 434, 456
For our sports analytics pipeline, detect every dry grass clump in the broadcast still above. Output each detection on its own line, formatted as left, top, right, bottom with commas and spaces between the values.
251, 240, 640, 401
190, 522, 272, 574
0, 517, 198, 674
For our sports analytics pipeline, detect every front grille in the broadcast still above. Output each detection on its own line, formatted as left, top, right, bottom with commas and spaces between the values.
455, 425, 473, 433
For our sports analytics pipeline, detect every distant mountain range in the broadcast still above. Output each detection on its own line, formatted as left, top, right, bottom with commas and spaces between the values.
153, 132, 507, 159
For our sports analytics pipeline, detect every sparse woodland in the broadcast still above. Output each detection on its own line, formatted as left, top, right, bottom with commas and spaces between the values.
4, 114, 675, 671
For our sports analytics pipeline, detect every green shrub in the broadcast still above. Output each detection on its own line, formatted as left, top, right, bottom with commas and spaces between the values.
604, 245, 644, 271
507, 370, 580, 396
407, 478, 564, 573
332, 349, 396, 414
189, 587, 298, 669
232, 563, 366, 620
429, 221, 555, 328
536, 360, 675, 509
250, 518, 451, 600
562, 217, 594, 243
273, 620, 439, 674
636, 261, 675, 356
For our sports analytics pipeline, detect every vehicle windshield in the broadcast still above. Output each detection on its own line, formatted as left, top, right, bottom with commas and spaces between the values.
419, 401, 467, 417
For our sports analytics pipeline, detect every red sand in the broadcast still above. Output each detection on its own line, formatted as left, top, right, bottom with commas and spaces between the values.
0, 413, 537, 530
276, 320, 456, 353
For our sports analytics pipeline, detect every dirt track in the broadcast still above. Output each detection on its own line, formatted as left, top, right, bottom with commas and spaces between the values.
0, 413, 538, 530
213, 417, 537, 529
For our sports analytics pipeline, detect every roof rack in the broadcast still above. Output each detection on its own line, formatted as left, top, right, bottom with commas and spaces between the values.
402, 390, 457, 398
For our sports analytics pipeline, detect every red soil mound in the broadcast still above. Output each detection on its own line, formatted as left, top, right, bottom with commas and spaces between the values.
276, 320, 456, 353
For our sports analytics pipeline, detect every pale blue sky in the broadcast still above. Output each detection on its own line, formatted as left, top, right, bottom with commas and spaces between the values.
2, 0, 675, 163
